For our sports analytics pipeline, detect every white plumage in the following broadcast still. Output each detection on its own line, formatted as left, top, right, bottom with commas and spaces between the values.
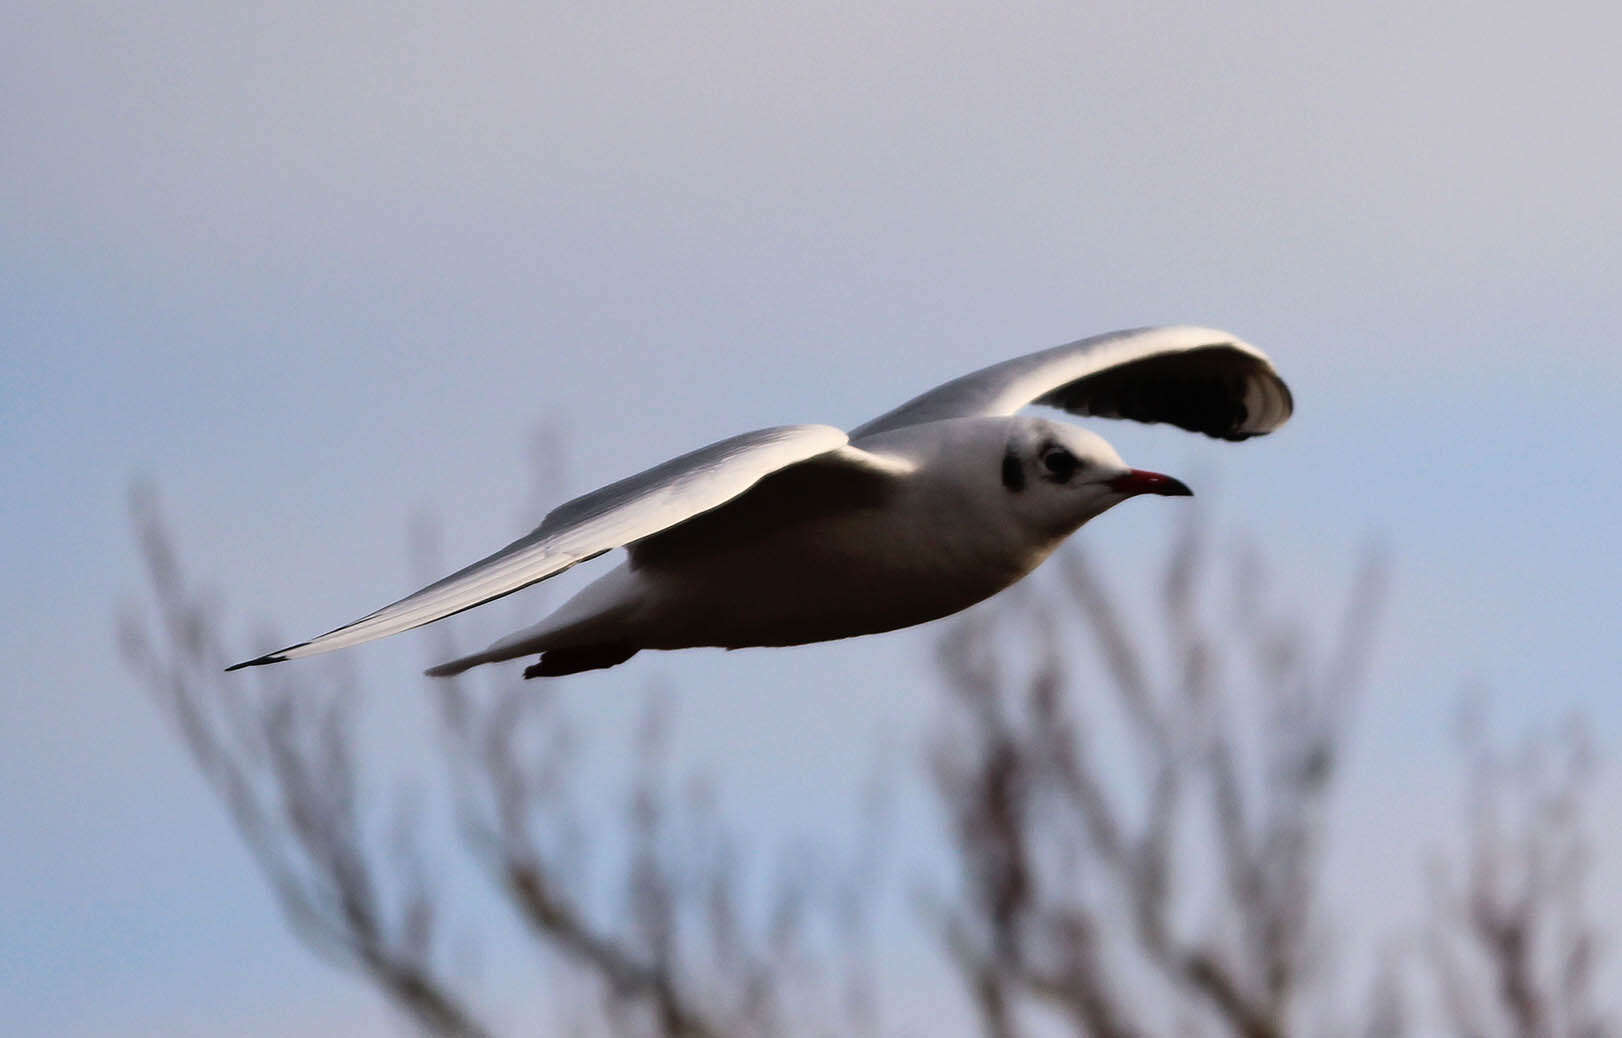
229, 325, 1291, 678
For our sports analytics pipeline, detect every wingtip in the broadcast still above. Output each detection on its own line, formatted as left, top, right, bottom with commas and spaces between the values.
225, 654, 288, 672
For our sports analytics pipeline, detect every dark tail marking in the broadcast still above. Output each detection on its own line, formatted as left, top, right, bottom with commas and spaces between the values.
523, 644, 639, 678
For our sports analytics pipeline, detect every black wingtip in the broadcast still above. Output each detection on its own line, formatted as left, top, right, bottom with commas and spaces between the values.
224, 654, 288, 672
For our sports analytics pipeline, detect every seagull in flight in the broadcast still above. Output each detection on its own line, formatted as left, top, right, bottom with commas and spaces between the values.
230, 326, 1292, 678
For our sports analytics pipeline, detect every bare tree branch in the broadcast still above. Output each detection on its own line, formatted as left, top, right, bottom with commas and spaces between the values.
1427, 707, 1613, 1038
413, 489, 879, 1038
127, 468, 1615, 1038
930, 516, 1389, 1037
120, 484, 491, 1038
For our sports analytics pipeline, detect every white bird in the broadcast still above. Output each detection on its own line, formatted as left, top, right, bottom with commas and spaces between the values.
229, 325, 1292, 678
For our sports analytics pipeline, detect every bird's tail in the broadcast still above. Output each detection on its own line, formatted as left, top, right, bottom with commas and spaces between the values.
425, 565, 645, 679
423, 652, 491, 678
425, 642, 639, 679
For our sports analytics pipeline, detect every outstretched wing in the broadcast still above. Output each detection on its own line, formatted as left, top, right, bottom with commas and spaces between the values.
228, 425, 854, 670
851, 325, 1293, 441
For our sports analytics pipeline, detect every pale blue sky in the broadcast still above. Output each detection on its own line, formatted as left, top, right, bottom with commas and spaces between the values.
4, 1, 1620, 1033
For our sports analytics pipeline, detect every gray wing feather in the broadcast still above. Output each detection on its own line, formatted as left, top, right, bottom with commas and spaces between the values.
228, 425, 851, 669
851, 325, 1292, 441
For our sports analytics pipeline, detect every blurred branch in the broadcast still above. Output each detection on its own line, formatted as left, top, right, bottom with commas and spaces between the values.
125, 434, 883, 1038
441, 671, 730, 1037
1427, 708, 1613, 1038
131, 469, 1615, 1038
428, 659, 883, 1037
416, 504, 882, 1038
930, 514, 1388, 1037
119, 484, 490, 1038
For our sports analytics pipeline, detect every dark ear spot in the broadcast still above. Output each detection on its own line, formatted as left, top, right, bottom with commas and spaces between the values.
1001, 448, 1025, 492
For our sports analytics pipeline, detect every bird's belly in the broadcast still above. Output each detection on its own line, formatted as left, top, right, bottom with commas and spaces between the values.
631, 512, 1040, 650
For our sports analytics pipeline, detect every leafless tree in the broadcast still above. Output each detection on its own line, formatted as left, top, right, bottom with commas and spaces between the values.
928, 513, 1387, 1038
121, 471, 878, 1038
120, 482, 491, 1038
1424, 706, 1613, 1038
423, 610, 882, 1038
123, 467, 1614, 1037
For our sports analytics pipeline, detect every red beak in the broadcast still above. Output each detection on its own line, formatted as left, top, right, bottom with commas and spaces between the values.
1107, 469, 1193, 497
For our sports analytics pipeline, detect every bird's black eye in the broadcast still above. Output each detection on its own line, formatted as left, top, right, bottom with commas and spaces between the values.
1041, 445, 1079, 481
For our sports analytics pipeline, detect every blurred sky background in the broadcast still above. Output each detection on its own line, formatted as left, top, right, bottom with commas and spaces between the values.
4, 1, 1620, 1034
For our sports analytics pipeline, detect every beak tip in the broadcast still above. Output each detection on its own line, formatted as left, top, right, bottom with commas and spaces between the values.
1110, 469, 1194, 498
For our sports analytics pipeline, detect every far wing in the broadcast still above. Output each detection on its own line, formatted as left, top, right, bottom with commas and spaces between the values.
851, 325, 1293, 441
228, 425, 851, 670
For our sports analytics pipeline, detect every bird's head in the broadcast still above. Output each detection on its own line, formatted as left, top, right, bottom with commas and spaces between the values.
999, 418, 1192, 537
